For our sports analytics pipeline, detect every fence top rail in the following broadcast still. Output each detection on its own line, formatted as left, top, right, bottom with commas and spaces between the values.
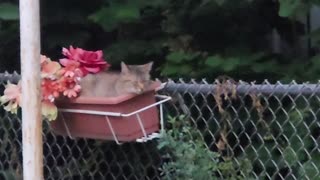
0, 72, 21, 84
0, 73, 320, 96
163, 79, 320, 96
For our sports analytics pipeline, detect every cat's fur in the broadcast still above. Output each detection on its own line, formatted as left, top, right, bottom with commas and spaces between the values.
79, 62, 153, 97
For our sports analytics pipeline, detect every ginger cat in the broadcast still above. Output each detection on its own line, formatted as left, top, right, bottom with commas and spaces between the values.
79, 62, 153, 97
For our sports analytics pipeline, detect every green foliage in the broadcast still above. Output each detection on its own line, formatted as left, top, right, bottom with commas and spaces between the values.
278, 0, 305, 18
299, 156, 320, 180
223, 95, 320, 179
89, 1, 141, 32
158, 115, 253, 179
1, 1, 320, 179
0, 170, 19, 180
161, 51, 203, 77
1, 0, 320, 81
0, 3, 19, 21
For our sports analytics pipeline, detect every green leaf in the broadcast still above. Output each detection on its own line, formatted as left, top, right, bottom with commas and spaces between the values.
246, 142, 283, 171
239, 158, 253, 176
166, 51, 200, 64
222, 57, 240, 72
252, 61, 278, 73
89, 3, 140, 31
161, 64, 180, 75
282, 135, 308, 163
299, 158, 320, 180
0, 3, 19, 20
157, 140, 170, 149
245, 52, 266, 62
0, 170, 18, 180
162, 64, 193, 76
278, 0, 299, 17
283, 147, 298, 167
166, 51, 188, 63
205, 55, 224, 67
180, 65, 193, 75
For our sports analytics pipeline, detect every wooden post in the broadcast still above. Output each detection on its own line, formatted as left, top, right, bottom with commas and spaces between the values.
19, 0, 43, 179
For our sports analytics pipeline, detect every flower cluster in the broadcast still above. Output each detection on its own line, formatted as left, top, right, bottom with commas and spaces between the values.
0, 46, 110, 121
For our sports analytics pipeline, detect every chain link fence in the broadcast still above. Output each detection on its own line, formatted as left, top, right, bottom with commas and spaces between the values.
0, 73, 320, 179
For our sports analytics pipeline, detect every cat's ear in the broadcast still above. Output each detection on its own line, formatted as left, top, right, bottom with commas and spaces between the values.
121, 61, 130, 74
143, 61, 153, 72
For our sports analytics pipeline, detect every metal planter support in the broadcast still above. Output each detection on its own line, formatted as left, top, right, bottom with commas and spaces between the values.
50, 82, 171, 144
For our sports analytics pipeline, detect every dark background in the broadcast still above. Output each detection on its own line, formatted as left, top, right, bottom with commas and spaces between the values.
0, 0, 320, 82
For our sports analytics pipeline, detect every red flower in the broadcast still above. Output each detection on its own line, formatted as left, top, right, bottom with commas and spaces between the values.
41, 79, 60, 102
60, 46, 110, 75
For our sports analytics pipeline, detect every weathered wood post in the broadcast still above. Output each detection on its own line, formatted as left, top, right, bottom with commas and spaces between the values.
19, 0, 43, 179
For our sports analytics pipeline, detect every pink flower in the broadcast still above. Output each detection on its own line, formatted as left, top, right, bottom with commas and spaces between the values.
0, 81, 22, 114
41, 55, 50, 65
41, 55, 61, 79
60, 46, 110, 75
59, 77, 81, 98
1, 46, 110, 120
63, 82, 81, 98
58, 60, 83, 79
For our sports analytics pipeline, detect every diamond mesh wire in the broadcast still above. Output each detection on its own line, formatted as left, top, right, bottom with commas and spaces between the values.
0, 74, 320, 179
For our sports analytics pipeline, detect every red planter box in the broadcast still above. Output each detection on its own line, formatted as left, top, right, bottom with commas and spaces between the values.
50, 82, 162, 142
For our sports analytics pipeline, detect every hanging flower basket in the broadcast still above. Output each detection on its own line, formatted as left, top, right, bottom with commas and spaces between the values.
0, 46, 171, 143
50, 81, 171, 143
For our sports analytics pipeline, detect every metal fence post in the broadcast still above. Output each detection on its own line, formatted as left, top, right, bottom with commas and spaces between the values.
19, 0, 43, 179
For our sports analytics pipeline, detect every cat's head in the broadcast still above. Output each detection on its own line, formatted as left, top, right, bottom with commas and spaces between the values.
117, 61, 153, 94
